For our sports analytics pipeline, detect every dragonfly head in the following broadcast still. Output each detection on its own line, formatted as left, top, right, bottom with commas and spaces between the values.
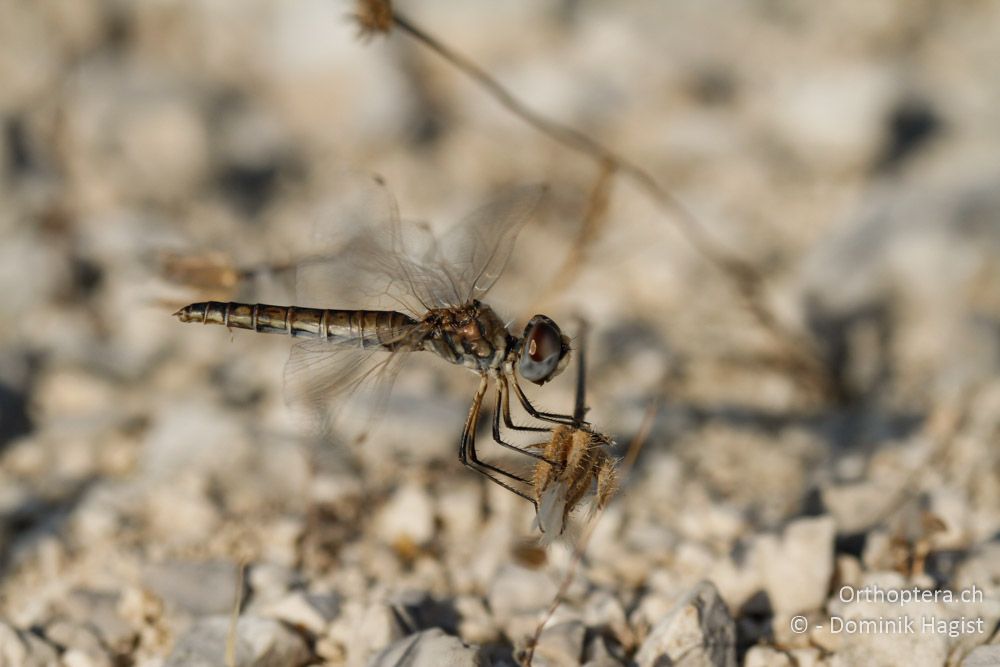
517, 315, 572, 385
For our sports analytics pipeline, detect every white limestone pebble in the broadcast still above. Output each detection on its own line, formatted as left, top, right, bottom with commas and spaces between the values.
634, 580, 736, 667
261, 591, 340, 635
45, 621, 112, 667
761, 516, 836, 616
963, 645, 1000, 667
368, 628, 480, 667
374, 482, 436, 547
0, 621, 60, 667
164, 616, 310, 667
487, 564, 559, 623
530, 619, 586, 667
143, 560, 242, 617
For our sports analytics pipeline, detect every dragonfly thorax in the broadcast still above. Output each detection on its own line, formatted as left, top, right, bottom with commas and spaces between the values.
417, 301, 572, 386
419, 300, 513, 372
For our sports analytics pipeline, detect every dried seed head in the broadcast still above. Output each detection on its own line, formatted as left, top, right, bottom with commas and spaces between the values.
533, 425, 618, 540
565, 428, 591, 476
353, 0, 393, 40
595, 456, 618, 508
160, 251, 241, 294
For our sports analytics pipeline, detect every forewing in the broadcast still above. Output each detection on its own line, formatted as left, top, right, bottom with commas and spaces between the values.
433, 185, 547, 303
198, 178, 545, 313
295, 173, 460, 313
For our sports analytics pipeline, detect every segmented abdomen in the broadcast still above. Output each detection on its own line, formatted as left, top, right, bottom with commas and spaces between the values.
174, 301, 417, 349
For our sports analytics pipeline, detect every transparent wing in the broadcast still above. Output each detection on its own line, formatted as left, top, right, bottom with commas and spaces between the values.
162, 176, 546, 313
296, 176, 546, 311
284, 337, 413, 443
295, 173, 460, 312
431, 184, 547, 303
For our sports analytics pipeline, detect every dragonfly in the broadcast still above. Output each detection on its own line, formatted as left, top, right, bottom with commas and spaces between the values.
174, 176, 581, 506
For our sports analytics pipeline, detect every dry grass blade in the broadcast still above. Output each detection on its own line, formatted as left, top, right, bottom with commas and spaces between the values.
225, 559, 248, 667
871, 383, 982, 528
382, 10, 835, 400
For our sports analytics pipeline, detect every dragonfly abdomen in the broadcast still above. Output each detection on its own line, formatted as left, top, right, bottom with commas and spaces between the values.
174, 301, 416, 348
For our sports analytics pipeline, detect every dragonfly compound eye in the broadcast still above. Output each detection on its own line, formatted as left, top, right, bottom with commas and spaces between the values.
518, 315, 571, 385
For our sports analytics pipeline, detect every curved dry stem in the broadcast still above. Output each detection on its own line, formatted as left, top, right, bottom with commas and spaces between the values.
387, 10, 834, 400
225, 559, 248, 667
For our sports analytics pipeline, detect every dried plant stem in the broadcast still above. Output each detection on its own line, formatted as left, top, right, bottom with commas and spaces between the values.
390, 11, 833, 399
534, 162, 616, 312
225, 559, 248, 667
522, 400, 656, 667
871, 385, 980, 527
573, 318, 590, 425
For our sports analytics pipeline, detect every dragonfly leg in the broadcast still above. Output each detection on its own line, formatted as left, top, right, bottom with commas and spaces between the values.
499, 374, 549, 433
493, 377, 561, 468
510, 372, 577, 426
459, 375, 537, 506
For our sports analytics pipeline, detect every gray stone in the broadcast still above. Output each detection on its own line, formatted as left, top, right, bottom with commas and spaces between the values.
583, 590, 634, 649
144, 560, 242, 616
744, 646, 794, 667
800, 175, 1000, 399
824, 572, 948, 667
963, 645, 1000, 667
634, 580, 736, 667
304, 593, 342, 623
530, 620, 586, 667
367, 628, 480, 667
455, 595, 501, 644
164, 616, 310, 667
760, 516, 836, 616
142, 400, 251, 482
44, 621, 112, 667
582, 635, 625, 667
248, 562, 301, 604
822, 481, 896, 534
261, 591, 340, 635
326, 599, 409, 665
0, 621, 60, 667
831, 633, 947, 667
62, 588, 135, 655
487, 564, 559, 624
374, 482, 436, 547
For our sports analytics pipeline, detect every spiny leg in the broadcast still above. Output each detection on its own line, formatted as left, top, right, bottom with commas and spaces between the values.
491, 378, 559, 465
459, 375, 536, 505
510, 372, 578, 426
500, 374, 549, 433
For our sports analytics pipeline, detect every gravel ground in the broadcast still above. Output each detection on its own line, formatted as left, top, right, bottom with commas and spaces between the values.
2, 2, 1000, 666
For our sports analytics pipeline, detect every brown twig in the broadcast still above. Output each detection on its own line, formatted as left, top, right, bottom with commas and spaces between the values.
533, 162, 616, 314
387, 9, 834, 400
621, 400, 657, 476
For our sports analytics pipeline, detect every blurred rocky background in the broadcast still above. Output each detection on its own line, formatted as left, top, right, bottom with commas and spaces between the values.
1, 1, 999, 665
